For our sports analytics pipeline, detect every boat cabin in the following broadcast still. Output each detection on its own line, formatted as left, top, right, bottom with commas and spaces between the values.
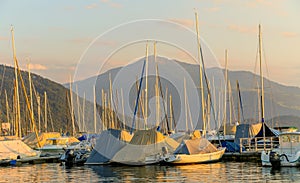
279, 132, 300, 154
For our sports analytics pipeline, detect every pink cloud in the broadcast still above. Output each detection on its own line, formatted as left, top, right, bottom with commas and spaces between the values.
282, 32, 298, 38
0, 36, 8, 41
28, 63, 47, 71
205, 7, 220, 12
227, 24, 256, 34
85, 3, 98, 9
100, 0, 122, 8
68, 37, 116, 46
110, 2, 122, 8
167, 18, 194, 28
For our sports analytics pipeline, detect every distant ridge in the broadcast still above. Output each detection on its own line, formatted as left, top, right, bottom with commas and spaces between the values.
0, 64, 77, 133
67, 56, 300, 130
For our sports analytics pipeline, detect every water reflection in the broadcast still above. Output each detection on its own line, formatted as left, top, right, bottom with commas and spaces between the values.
0, 162, 299, 182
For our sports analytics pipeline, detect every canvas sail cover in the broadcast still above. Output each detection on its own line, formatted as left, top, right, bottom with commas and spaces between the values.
219, 124, 237, 135
111, 129, 179, 165
23, 132, 61, 149
234, 122, 279, 144
0, 139, 40, 160
174, 138, 218, 155
85, 129, 132, 164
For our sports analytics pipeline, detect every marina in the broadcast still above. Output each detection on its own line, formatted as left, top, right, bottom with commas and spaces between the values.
0, 0, 300, 182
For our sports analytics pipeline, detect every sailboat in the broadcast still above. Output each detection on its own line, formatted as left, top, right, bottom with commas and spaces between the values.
161, 12, 225, 164
0, 26, 41, 163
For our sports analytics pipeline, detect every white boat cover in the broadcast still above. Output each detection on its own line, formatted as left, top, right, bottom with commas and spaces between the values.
111, 129, 179, 165
174, 138, 218, 155
85, 129, 132, 164
0, 139, 40, 160
23, 132, 61, 148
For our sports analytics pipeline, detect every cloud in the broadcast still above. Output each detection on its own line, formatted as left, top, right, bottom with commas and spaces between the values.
282, 32, 298, 38
110, 2, 122, 8
64, 6, 75, 11
28, 63, 47, 71
227, 24, 256, 34
167, 18, 194, 28
48, 26, 65, 32
68, 37, 116, 46
85, 3, 98, 9
205, 7, 220, 12
100, 0, 122, 8
0, 36, 8, 41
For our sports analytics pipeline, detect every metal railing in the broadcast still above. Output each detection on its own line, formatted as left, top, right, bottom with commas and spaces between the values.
239, 137, 279, 153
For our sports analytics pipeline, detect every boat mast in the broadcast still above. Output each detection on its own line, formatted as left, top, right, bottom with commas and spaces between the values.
155, 42, 160, 128
44, 91, 47, 132
28, 62, 34, 132
258, 24, 266, 150
69, 79, 75, 135
144, 42, 149, 129
11, 26, 41, 146
94, 86, 97, 133
5, 90, 10, 134
195, 12, 206, 137
223, 49, 228, 136
82, 92, 86, 132
121, 88, 125, 130
11, 26, 21, 138
236, 80, 241, 124
76, 85, 81, 131
184, 78, 188, 131
37, 94, 41, 133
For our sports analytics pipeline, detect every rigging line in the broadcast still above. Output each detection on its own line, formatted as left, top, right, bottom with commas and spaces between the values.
0, 65, 6, 97
262, 40, 278, 127
199, 43, 218, 131
157, 64, 170, 133
47, 101, 54, 132
131, 59, 146, 134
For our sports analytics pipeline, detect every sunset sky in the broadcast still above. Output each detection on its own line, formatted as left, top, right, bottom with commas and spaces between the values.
0, 0, 299, 86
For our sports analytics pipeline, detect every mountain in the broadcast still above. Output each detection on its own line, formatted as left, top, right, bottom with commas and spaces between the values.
67, 56, 300, 130
0, 65, 78, 134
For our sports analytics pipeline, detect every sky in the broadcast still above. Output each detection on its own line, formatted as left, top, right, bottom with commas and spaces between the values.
0, 0, 299, 87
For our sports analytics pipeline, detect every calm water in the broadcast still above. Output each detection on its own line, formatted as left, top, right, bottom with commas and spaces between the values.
0, 162, 299, 182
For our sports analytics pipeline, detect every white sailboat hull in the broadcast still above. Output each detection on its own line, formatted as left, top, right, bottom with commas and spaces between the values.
261, 150, 300, 167
163, 148, 226, 164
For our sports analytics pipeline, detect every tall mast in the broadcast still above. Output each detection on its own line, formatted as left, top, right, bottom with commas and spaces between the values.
228, 81, 232, 125
195, 12, 206, 137
236, 80, 241, 125
44, 91, 47, 132
101, 89, 104, 131
69, 79, 75, 136
37, 94, 41, 133
223, 49, 228, 136
121, 88, 125, 130
11, 26, 21, 138
258, 24, 266, 150
144, 42, 149, 129
5, 90, 10, 134
11, 26, 40, 146
94, 86, 97, 133
184, 78, 188, 131
154, 42, 160, 127
76, 85, 81, 131
82, 92, 86, 132
259, 24, 265, 122
109, 73, 115, 129
169, 94, 172, 132
28, 62, 34, 132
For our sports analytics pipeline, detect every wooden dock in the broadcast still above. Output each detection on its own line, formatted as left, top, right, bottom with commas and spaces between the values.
222, 151, 261, 163
0, 155, 60, 166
